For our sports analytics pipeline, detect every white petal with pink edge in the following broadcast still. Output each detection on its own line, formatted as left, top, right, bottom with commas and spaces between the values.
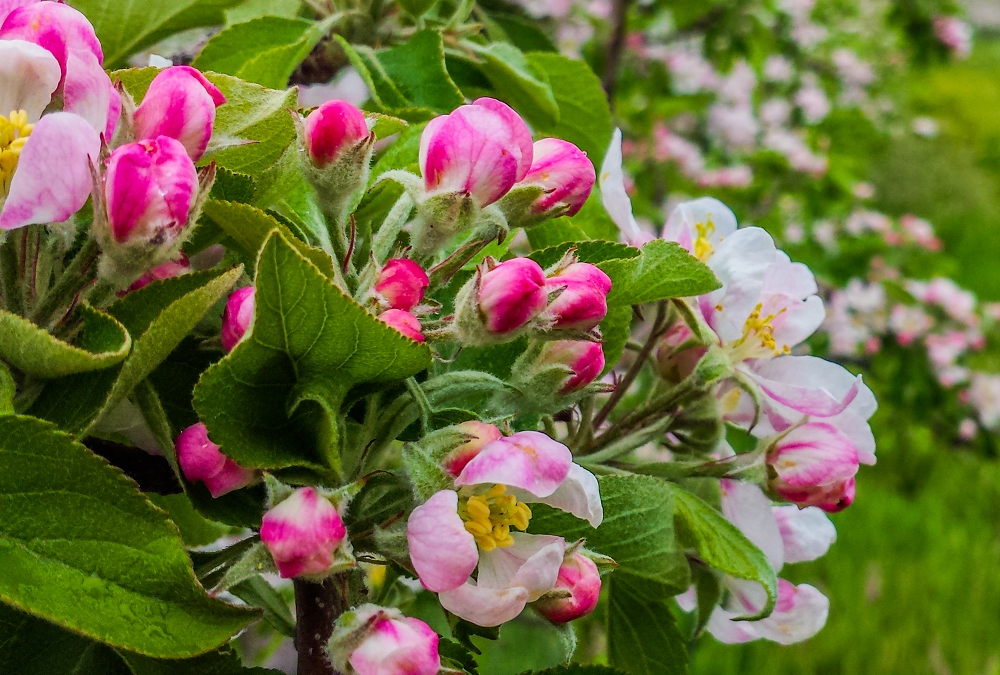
720, 479, 784, 571
438, 581, 531, 627
516, 463, 604, 527
455, 431, 572, 498
772, 505, 837, 564
753, 580, 829, 644
477, 533, 564, 601
405, 490, 478, 593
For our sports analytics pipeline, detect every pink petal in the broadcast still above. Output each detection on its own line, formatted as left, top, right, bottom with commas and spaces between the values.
770, 422, 859, 487
476, 533, 564, 600
135, 66, 227, 161
438, 581, 531, 627
406, 490, 478, 593
772, 505, 837, 564
455, 431, 572, 498
519, 463, 603, 527
0, 112, 100, 230
720, 479, 784, 571
473, 97, 533, 180
61, 50, 113, 135
754, 580, 829, 645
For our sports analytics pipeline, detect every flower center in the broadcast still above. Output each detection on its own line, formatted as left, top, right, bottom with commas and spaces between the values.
459, 484, 533, 552
731, 302, 790, 361
694, 217, 716, 261
0, 110, 33, 196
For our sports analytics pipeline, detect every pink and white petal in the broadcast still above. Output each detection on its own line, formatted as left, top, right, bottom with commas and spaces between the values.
771, 294, 825, 350
405, 490, 478, 593
829, 408, 876, 465
752, 355, 876, 420
0, 112, 99, 230
0, 0, 33, 25
705, 605, 760, 644
438, 580, 531, 627
477, 533, 564, 601
105, 83, 121, 141
770, 422, 859, 487
662, 197, 738, 253
674, 586, 698, 613
762, 252, 818, 298
720, 479, 784, 571
455, 431, 572, 498
519, 463, 603, 527
772, 506, 836, 564
753, 580, 829, 645
0, 40, 60, 121
703, 228, 776, 343
62, 51, 112, 134
600, 129, 650, 247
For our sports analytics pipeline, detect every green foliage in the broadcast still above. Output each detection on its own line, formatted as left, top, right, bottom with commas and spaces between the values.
0, 416, 254, 657
377, 30, 466, 113
0, 305, 130, 378
193, 16, 337, 89
603, 241, 721, 306
462, 41, 559, 128
193, 232, 431, 472
607, 575, 689, 675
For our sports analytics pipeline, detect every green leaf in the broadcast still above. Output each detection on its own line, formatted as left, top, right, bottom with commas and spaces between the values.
346, 472, 414, 540
528, 53, 613, 165
29, 268, 242, 434
667, 483, 777, 620
371, 123, 426, 185
377, 30, 465, 112
193, 232, 432, 471
516, 666, 628, 675
529, 474, 690, 590
439, 637, 480, 675
0, 416, 255, 656
69, 0, 243, 67
202, 200, 337, 279
146, 492, 234, 548
332, 36, 409, 110
0, 305, 130, 378
193, 16, 336, 90
488, 13, 558, 53
121, 646, 283, 674
600, 305, 632, 374
603, 241, 721, 306
607, 575, 689, 675
225, 0, 302, 25
0, 362, 14, 415
462, 41, 558, 129
529, 240, 640, 268
365, 112, 410, 138
526, 219, 591, 249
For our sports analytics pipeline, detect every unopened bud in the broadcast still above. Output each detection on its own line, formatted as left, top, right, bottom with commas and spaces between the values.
175, 423, 254, 498
537, 340, 605, 393
133, 65, 226, 161
378, 308, 425, 343
534, 552, 602, 623
220, 286, 255, 352
768, 422, 860, 512
304, 99, 370, 168
503, 138, 595, 227
127, 255, 190, 292
374, 259, 429, 312
441, 421, 502, 476
543, 263, 611, 332
260, 486, 347, 578
452, 258, 548, 345
329, 604, 441, 675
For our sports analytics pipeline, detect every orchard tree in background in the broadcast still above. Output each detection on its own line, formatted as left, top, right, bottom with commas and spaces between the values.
0, 0, 976, 673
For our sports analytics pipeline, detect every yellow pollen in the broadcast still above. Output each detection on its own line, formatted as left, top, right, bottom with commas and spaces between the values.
733, 303, 790, 358
459, 484, 533, 551
694, 217, 716, 261
0, 110, 33, 196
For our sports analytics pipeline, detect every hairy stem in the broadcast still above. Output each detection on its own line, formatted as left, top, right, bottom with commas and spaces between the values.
294, 577, 348, 675
0, 232, 22, 315
30, 238, 100, 329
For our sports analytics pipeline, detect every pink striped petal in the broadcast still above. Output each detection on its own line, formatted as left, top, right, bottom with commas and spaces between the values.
455, 431, 572, 498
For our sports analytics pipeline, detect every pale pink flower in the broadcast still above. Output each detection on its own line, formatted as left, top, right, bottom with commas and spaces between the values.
889, 304, 933, 346
795, 77, 831, 124
933, 16, 973, 59
707, 103, 759, 150
260, 487, 347, 578
772, 505, 837, 563
378, 309, 425, 343
442, 421, 503, 477
763, 55, 794, 83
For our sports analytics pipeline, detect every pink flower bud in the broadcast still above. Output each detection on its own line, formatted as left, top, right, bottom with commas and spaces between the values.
543, 263, 612, 331
419, 98, 532, 207
654, 323, 705, 384
133, 66, 226, 161
520, 138, 596, 217
303, 99, 370, 168
534, 553, 602, 623
104, 136, 197, 245
379, 308, 425, 342
175, 423, 254, 498
260, 487, 347, 578
442, 421, 503, 477
374, 259, 429, 312
768, 423, 860, 511
127, 254, 190, 292
220, 286, 255, 352
538, 340, 605, 393
478, 258, 548, 334
348, 611, 441, 675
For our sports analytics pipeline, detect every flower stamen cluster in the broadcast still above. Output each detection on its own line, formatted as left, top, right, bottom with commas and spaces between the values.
459, 484, 533, 551
0, 109, 31, 194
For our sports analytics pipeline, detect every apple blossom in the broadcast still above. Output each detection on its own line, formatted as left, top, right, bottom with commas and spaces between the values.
379, 308, 425, 343
543, 263, 612, 332
534, 552, 602, 623
127, 255, 191, 292
133, 65, 226, 161
509, 137, 596, 221
442, 421, 503, 477
220, 286, 255, 352
536, 340, 606, 393
339, 605, 441, 675
374, 259, 429, 312
406, 431, 602, 626
453, 257, 549, 344
175, 423, 254, 498
767, 422, 860, 510
303, 99, 370, 168
261, 486, 347, 578
772, 505, 837, 563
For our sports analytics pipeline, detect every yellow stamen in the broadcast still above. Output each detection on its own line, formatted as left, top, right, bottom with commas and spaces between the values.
731, 302, 790, 360
694, 217, 716, 261
459, 484, 534, 551
0, 110, 33, 196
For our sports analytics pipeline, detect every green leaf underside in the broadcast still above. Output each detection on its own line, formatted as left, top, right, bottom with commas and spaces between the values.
607, 575, 689, 675
0, 305, 130, 378
529, 474, 689, 590
668, 483, 777, 620
193, 232, 432, 471
603, 240, 721, 306
29, 268, 242, 434
192, 16, 335, 90
0, 416, 254, 657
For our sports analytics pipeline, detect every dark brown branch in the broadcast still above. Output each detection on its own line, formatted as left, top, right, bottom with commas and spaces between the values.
294, 577, 349, 675
602, 0, 631, 99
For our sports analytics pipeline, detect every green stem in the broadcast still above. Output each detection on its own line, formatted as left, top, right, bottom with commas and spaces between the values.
30, 238, 100, 328
405, 377, 433, 434
0, 232, 22, 316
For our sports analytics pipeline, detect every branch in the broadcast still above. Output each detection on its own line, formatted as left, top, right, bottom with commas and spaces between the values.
602, 0, 631, 99
294, 577, 349, 675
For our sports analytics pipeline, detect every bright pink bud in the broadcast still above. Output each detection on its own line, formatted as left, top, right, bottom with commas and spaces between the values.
221, 286, 255, 352
442, 421, 503, 477
134, 66, 226, 161
304, 99, 369, 168
534, 553, 602, 623
127, 255, 191, 292
419, 98, 532, 207
538, 340, 605, 393
175, 423, 254, 498
544, 263, 612, 331
521, 138, 596, 217
348, 612, 441, 675
260, 487, 347, 578
379, 309, 425, 342
769, 423, 860, 511
478, 258, 548, 334
375, 259, 429, 312
104, 136, 197, 245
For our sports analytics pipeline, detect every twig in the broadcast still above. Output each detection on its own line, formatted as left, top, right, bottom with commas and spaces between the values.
602, 0, 631, 100
294, 577, 347, 675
